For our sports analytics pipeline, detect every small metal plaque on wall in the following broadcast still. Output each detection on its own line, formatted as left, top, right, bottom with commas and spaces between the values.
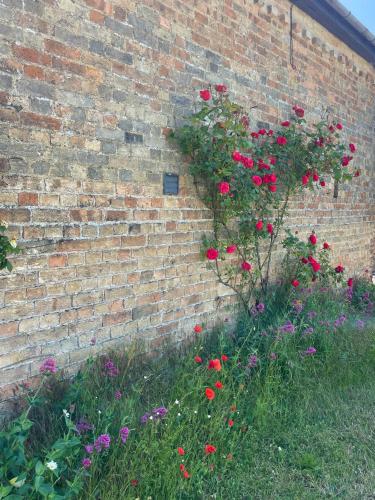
163, 173, 179, 195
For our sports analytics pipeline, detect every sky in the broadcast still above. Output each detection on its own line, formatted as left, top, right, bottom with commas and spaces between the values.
339, 0, 375, 35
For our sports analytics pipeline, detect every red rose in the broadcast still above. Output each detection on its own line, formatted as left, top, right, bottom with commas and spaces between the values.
221, 354, 228, 361
258, 129, 266, 135
276, 136, 287, 145
252, 175, 262, 186
218, 181, 230, 194
269, 156, 276, 165
226, 245, 237, 254
194, 355, 202, 363
267, 223, 273, 234
255, 220, 263, 231
293, 106, 305, 117
183, 470, 189, 479
354, 170, 360, 177
320, 180, 326, 187
214, 381, 223, 389
178, 447, 185, 455
251, 132, 259, 138
205, 388, 215, 400
200, 89, 211, 101
269, 184, 277, 192
309, 234, 317, 245
335, 265, 344, 273
301, 257, 308, 264
269, 173, 277, 183
349, 143, 356, 153
179, 464, 185, 471
241, 261, 252, 271
311, 261, 321, 272
313, 173, 319, 181
241, 156, 254, 168
281, 120, 290, 127
208, 359, 222, 371
267, 129, 274, 136
329, 125, 335, 133
228, 419, 234, 427
336, 123, 343, 130
205, 444, 217, 454
263, 174, 271, 184
194, 324, 203, 333
215, 84, 227, 93
341, 156, 350, 167
292, 279, 299, 287
302, 175, 309, 186
232, 151, 242, 161
347, 277, 353, 287
323, 242, 330, 249
206, 248, 219, 260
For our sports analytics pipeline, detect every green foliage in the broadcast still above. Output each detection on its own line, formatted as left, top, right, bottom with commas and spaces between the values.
0, 223, 20, 272
0, 380, 83, 499
171, 87, 358, 312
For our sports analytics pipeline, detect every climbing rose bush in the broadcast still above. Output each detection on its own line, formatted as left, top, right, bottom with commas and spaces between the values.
171, 85, 358, 313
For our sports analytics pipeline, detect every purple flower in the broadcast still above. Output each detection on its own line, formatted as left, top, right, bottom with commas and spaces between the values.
84, 444, 94, 454
39, 357, 57, 374
104, 360, 119, 377
94, 434, 111, 452
82, 457, 92, 469
307, 311, 317, 320
334, 314, 347, 328
304, 346, 317, 356
248, 355, 258, 368
355, 319, 365, 329
279, 320, 295, 334
256, 303, 265, 313
152, 406, 168, 419
269, 352, 277, 361
76, 419, 94, 435
119, 426, 129, 444
114, 390, 122, 400
292, 300, 303, 314
302, 327, 314, 336
140, 412, 151, 424
90, 337, 96, 345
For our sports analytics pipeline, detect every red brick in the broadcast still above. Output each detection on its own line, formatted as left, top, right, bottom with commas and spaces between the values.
18, 192, 38, 206
21, 112, 61, 130
24, 65, 45, 79
44, 39, 81, 59
89, 9, 105, 23
48, 255, 68, 268
12, 44, 51, 66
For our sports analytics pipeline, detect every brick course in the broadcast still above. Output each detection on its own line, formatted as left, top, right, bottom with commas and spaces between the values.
0, 0, 374, 416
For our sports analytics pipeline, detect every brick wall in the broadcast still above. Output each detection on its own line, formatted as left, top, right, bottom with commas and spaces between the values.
0, 0, 374, 415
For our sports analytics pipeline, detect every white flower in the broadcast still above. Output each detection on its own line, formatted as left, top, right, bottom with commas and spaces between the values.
174, 399, 180, 405
62, 409, 70, 418
194, 410, 197, 414
207, 415, 211, 419
46, 461, 57, 471
98, 410, 101, 414
177, 413, 181, 416
278, 446, 282, 451
149, 416, 153, 420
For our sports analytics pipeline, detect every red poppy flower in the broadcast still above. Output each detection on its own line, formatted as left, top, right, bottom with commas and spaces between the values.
215, 381, 223, 389
179, 464, 185, 471
255, 220, 263, 231
205, 444, 217, 454
221, 354, 228, 361
183, 470, 190, 479
228, 419, 234, 427
292, 279, 300, 288
208, 359, 222, 371
177, 447, 185, 456
194, 324, 203, 333
205, 388, 215, 400
194, 356, 202, 363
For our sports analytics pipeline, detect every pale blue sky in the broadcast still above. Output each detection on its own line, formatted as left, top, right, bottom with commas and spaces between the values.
339, 0, 375, 35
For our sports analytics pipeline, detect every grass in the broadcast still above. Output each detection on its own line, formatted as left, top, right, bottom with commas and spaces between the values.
19, 283, 375, 498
